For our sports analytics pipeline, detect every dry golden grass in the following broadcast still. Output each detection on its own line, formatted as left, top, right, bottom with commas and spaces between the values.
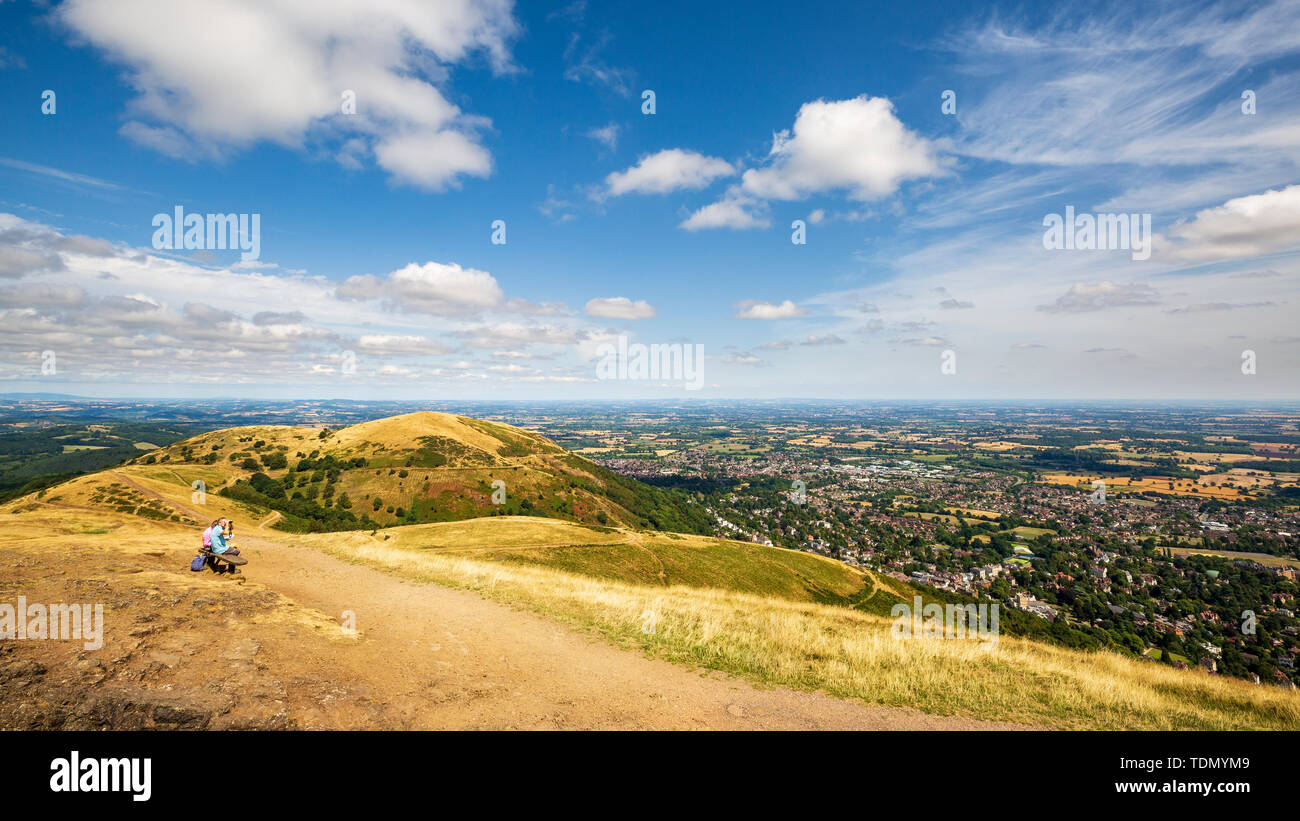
1174, 451, 1262, 465
299, 516, 627, 551
306, 536, 1300, 730
945, 507, 1003, 519
1039, 473, 1248, 499
329, 411, 509, 454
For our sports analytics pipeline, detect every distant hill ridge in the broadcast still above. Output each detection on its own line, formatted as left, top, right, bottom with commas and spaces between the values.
126, 411, 712, 534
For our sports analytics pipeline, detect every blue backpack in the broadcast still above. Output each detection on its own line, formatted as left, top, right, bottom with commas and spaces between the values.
190, 554, 206, 572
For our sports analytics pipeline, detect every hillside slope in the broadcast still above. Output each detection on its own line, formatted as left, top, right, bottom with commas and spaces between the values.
4, 460, 1300, 728
296, 516, 870, 605
124, 411, 711, 534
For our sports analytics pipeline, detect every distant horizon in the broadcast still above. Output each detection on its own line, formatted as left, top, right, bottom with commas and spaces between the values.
4, 390, 1300, 408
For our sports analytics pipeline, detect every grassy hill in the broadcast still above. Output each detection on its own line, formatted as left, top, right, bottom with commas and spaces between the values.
123, 411, 712, 534
297, 515, 1300, 730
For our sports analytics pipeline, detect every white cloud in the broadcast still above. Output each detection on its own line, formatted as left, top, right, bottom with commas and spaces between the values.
337, 261, 503, 315
503, 297, 571, 316
0, 283, 88, 308
0, 245, 65, 278
356, 334, 451, 356
371, 129, 492, 191
1037, 281, 1161, 313
734, 299, 806, 320
453, 322, 581, 349
605, 149, 735, 196
681, 95, 940, 231
740, 96, 941, 201
57, 0, 518, 190
586, 123, 620, 151
1161, 185, 1300, 261
583, 296, 656, 320
0, 213, 645, 392
946, 2, 1300, 173
799, 334, 846, 346
891, 336, 949, 347
561, 30, 633, 96
680, 190, 770, 231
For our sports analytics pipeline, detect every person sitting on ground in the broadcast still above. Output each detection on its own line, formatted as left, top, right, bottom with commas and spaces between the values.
209, 517, 242, 574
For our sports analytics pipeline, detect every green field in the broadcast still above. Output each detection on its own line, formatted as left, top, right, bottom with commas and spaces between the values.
300, 516, 870, 605
1167, 546, 1300, 569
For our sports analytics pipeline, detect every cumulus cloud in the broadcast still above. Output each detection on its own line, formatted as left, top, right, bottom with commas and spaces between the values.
375, 364, 419, 378
371, 129, 492, 191
605, 149, 735, 196
0, 212, 642, 389
734, 299, 806, 320
1037, 281, 1161, 313
1161, 185, 1300, 261
583, 296, 656, 320
57, 0, 518, 190
799, 334, 846, 346
356, 334, 451, 356
741, 96, 940, 201
680, 190, 770, 231
682, 95, 940, 231
337, 262, 503, 315
0, 283, 87, 308
0, 245, 65, 278
452, 322, 581, 349
503, 297, 571, 316
252, 310, 307, 326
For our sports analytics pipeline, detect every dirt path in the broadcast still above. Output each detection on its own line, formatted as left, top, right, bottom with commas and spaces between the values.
257, 511, 282, 530
230, 529, 1026, 730
68, 472, 1028, 729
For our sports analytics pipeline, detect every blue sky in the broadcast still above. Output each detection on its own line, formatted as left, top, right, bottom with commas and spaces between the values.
1, 0, 1298, 400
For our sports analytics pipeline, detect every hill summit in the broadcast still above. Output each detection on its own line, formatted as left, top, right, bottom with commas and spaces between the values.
129, 411, 711, 534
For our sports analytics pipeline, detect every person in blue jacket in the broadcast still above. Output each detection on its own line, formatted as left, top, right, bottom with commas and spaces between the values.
208, 518, 241, 574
